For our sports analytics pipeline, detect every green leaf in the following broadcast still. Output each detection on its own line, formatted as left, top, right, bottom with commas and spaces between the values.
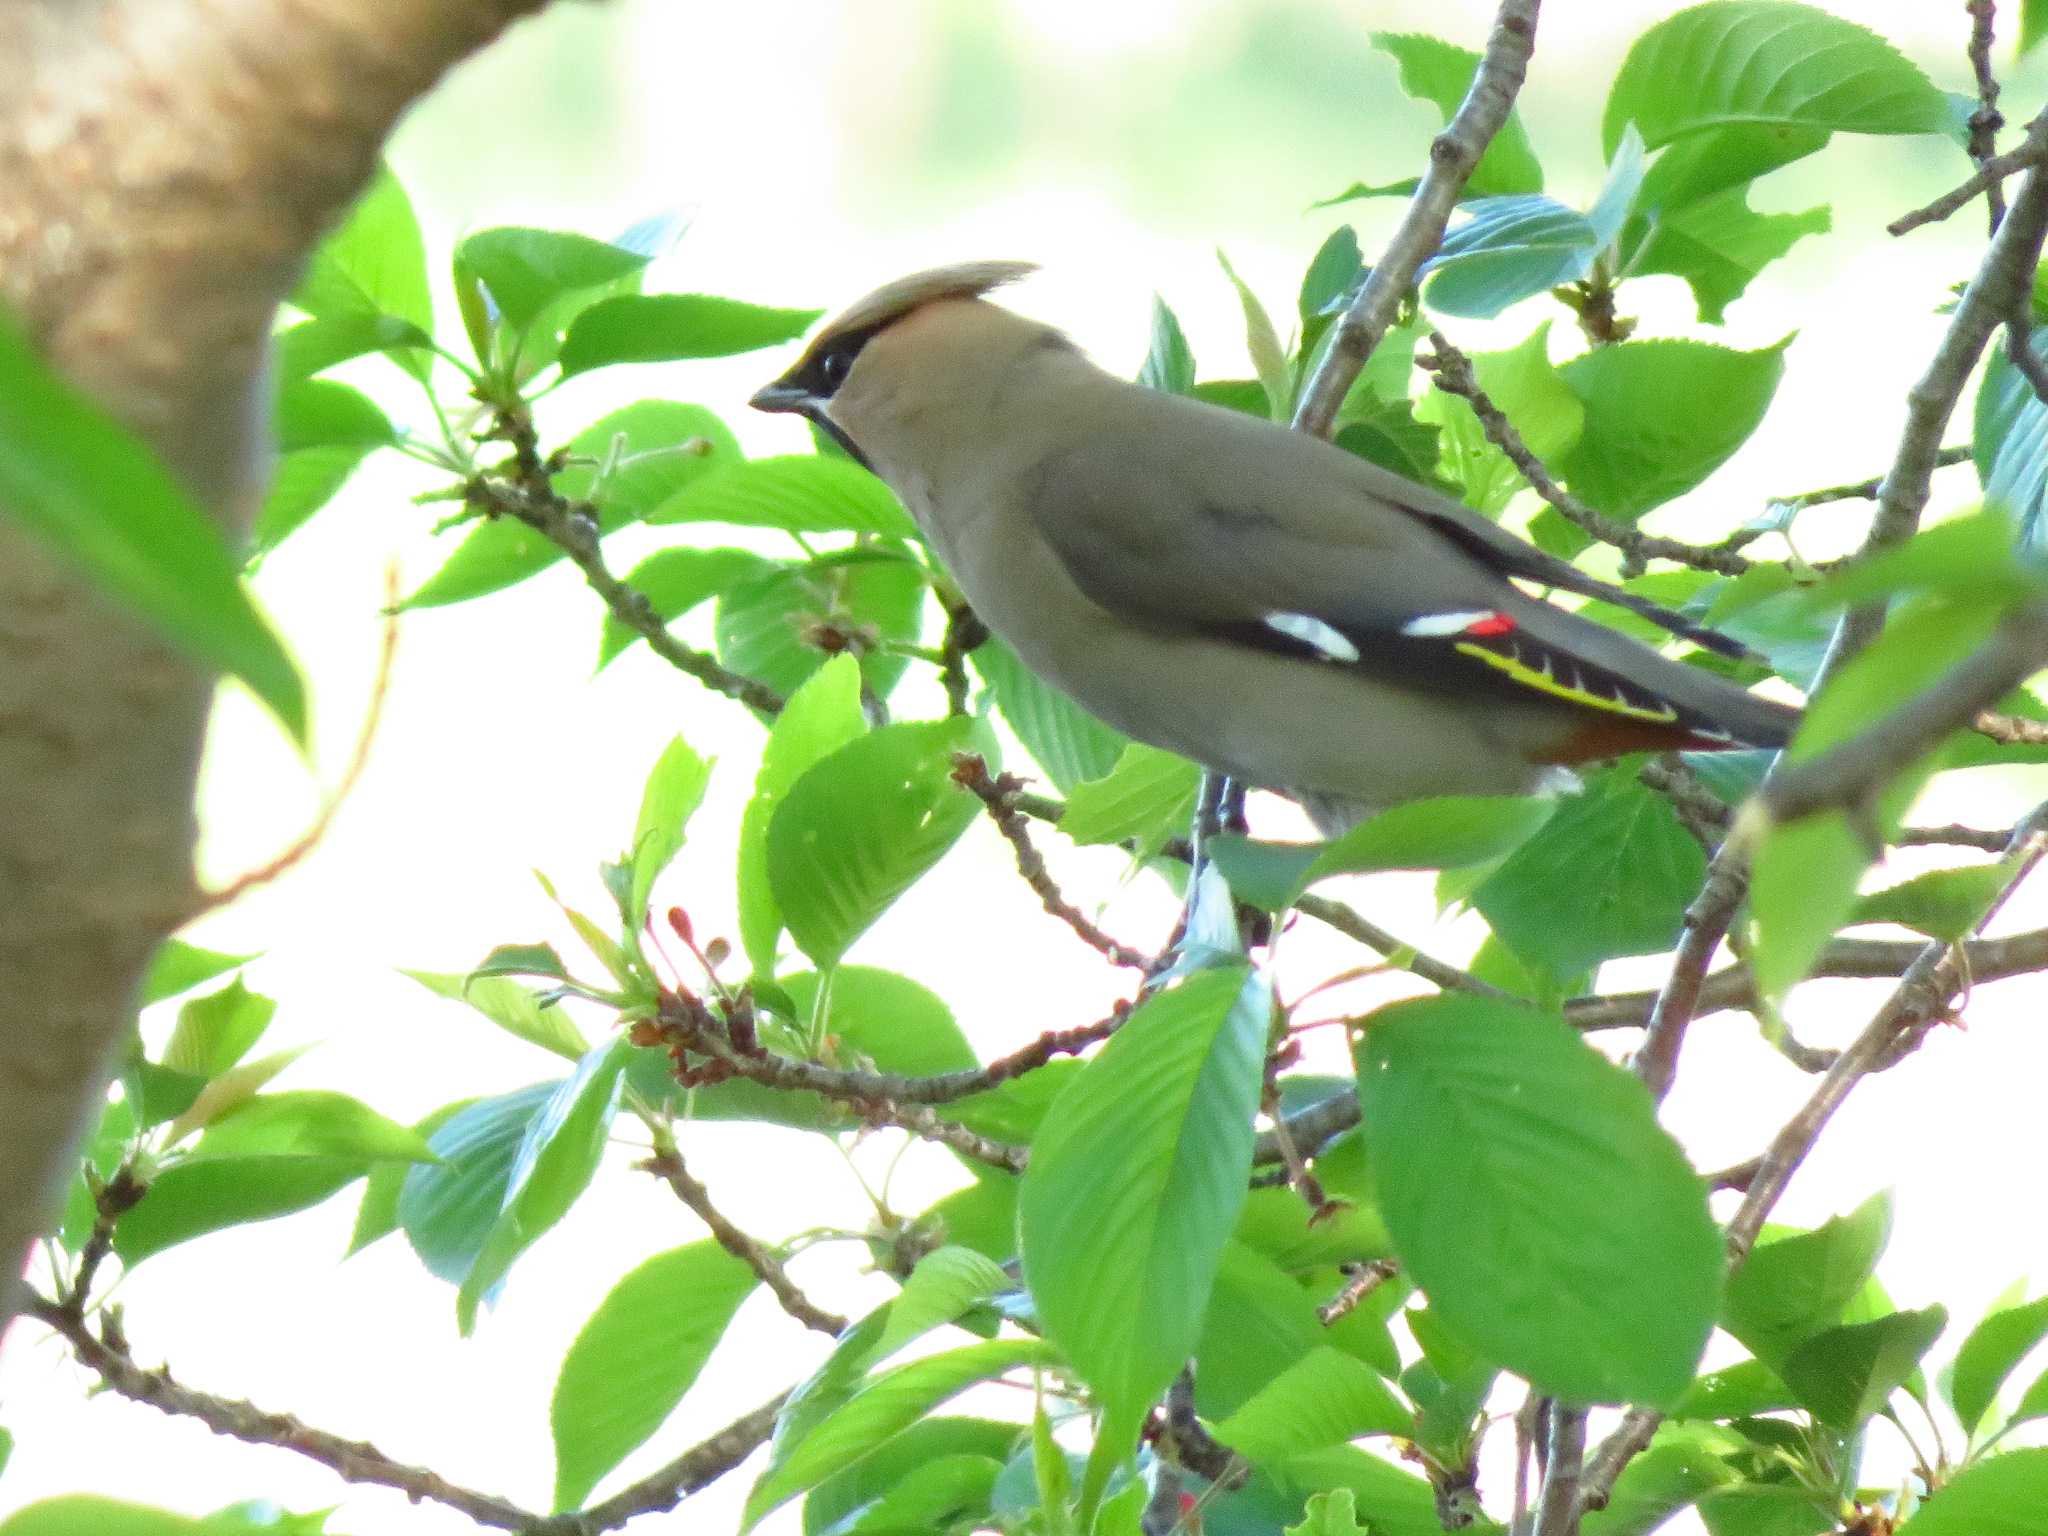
398, 1081, 559, 1285
1333, 391, 1445, 488
1629, 187, 1831, 325
0, 307, 308, 741
274, 313, 434, 382
140, 941, 256, 1006
1414, 320, 1582, 514
455, 226, 651, 334
1603, 3, 1951, 157
273, 378, 395, 453
1287, 1489, 1371, 1536
737, 654, 868, 974
1298, 226, 1363, 359
1749, 593, 2003, 998
404, 401, 741, 608
1217, 250, 1294, 422
1309, 178, 1422, 210
114, 1087, 423, 1266
1019, 965, 1270, 1510
551, 1240, 759, 1510
970, 637, 1127, 792
1424, 196, 1598, 320
1357, 994, 1721, 1405
803, 1420, 1020, 1536
628, 734, 713, 930
1137, 294, 1196, 396
250, 443, 376, 562
458, 1039, 629, 1332
467, 943, 572, 985
1723, 1193, 1892, 1366
0, 1499, 198, 1536
291, 164, 433, 382
1976, 332, 2048, 546
1953, 1295, 2048, 1435
1892, 1447, 2048, 1534
787, 966, 978, 1078
1059, 743, 1202, 851
1215, 1346, 1412, 1463
1370, 32, 1544, 198
558, 293, 821, 377
597, 547, 770, 668
714, 551, 927, 706
1853, 863, 2010, 942
349, 1098, 474, 1256
743, 1339, 1056, 1531
767, 717, 991, 968
1780, 1305, 1946, 1429
1473, 767, 1706, 974
1553, 337, 1787, 522
2026, 0, 2048, 56
810, 1454, 1001, 1535
647, 455, 917, 540
405, 969, 589, 1060
1672, 1358, 1798, 1421
875, 1246, 1011, 1360
160, 977, 275, 1078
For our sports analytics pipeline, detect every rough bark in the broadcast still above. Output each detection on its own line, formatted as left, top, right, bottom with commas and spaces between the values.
0, 0, 549, 1336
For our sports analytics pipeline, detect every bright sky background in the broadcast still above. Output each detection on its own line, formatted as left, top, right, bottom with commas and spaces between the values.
6, 2, 2048, 1532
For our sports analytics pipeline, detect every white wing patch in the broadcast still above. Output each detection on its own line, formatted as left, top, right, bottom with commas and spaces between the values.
1264, 611, 1360, 663
1400, 610, 1498, 638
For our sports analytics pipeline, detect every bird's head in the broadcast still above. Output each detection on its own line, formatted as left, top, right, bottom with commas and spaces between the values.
749, 260, 1041, 470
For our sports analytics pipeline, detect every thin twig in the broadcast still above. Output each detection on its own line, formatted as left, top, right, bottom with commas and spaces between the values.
1977, 707, 2048, 745
643, 1148, 847, 1335
1718, 446, 1975, 553
939, 603, 986, 718
853, 1101, 1029, 1174
1421, 331, 1752, 577
187, 563, 402, 918
470, 410, 785, 716
1631, 853, 1747, 1101
1317, 1260, 1400, 1326
556, 1390, 788, 1535
1966, 0, 2008, 229
953, 754, 1158, 971
1291, 0, 1543, 437
1889, 136, 2047, 236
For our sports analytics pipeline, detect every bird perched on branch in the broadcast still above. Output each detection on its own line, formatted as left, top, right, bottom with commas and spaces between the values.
752, 262, 1799, 833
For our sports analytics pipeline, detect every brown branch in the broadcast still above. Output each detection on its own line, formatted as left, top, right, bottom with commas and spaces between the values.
953, 754, 1158, 971
1293, 893, 1506, 998
1818, 113, 2048, 685
1531, 1402, 1586, 1536
853, 1101, 1029, 1174
1718, 446, 1975, 554
25, 1293, 541, 1531
1889, 136, 2046, 236
1763, 595, 2048, 825
939, 602, 986, 718
1291, 0, 1542, 437
551, 1390, 787, 1535
1318, 1260, 1400, 1326
469, 416, 786, 716
1420, 331, 1752, 578
1631, 852, 1747, 1102
642, 1148, 846, 1335
1977, 706, 2048, 744
1967, 0, 2009, 229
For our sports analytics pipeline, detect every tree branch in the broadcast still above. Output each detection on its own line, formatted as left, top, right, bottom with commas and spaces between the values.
953, 754, 1158, 971
25, 1292, 542, 1530
643, 1148, 847, 1336
1290, 0, 1542, 438
1816, 113, 2048, 687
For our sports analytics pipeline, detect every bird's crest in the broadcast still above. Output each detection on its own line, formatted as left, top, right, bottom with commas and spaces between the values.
819, 260, 1039, 340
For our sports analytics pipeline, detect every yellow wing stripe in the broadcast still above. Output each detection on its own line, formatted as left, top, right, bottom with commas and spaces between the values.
1453, 641, 1680, 723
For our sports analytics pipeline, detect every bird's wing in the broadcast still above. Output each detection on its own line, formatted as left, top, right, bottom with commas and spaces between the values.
1023, 397, 1796, 752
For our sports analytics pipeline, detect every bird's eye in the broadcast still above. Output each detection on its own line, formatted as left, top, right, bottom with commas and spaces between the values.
818, 347, 853, 388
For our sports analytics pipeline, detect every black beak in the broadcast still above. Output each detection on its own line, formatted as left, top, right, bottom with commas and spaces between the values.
749, 380, 812, 415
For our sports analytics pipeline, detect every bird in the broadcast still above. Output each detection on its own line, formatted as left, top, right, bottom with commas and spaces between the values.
750, 261, 1799, 834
